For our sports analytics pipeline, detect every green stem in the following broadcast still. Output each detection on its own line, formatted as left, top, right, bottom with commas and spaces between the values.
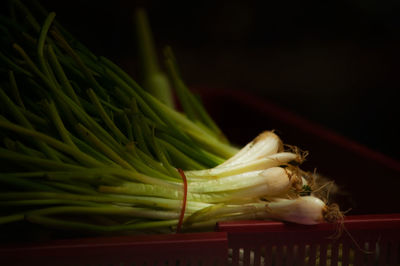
13, 43, 49, 84
164, 46, 228, 142
185, 127, 238, 159
18, 107, 48, 127
127, 144, 170, 176
157, 131, 224, 168
0, 213, 25, 225
0, 51, 33, 77
42, 181, 99, 195
104, 66, 202, 156
44, 100, 76, 147
26, 215, 178, 232
128, 99, 152, 156
119, 150, 177, 182
0, 88, 60, 161
103, 60, 236, 157
157, 138, 206, 170
14, 140, 45, 158
0, 174, 61, 192
86, 88, 128, 144
37, 12, 56, 77
75, 123, 133, 170
50, 29, 108, 99
134, 8, 174, 108
47, 44, 82, 107
53, 87, 123, 154
11, 0, 41, 32
100, 57, 164, 125
27, 205, 180, 220
70, 135, 117, 166
0, 147, 85, 171
0, 120, 103, 167
149, 128, 180, 179
8, 71, 25, 108
121, 112, 133, 141
0, 199, 103, 207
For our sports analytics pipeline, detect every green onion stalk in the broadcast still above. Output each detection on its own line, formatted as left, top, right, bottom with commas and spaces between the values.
0, 1, 341, 238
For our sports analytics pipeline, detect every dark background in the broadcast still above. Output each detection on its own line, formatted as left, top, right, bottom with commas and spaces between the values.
17, 0, 400, 160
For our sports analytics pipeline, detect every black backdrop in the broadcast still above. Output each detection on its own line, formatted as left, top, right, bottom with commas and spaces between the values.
4, 0, 400, 160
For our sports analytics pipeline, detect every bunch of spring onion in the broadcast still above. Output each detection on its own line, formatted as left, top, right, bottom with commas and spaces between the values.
0, 1, 341, 236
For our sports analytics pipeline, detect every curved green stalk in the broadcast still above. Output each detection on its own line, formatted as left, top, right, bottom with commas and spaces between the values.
44, 100, 76, 147
37, 12, 56, 77
8, 71, 25, 108
47, 44, 81, 106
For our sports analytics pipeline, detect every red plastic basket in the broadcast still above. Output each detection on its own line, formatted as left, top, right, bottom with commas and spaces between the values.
218, 214, 400, 266
0, 232, 228, 266
1, 214, 399, 265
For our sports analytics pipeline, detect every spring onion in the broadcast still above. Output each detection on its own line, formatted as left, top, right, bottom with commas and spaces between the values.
0, 1, 341, 237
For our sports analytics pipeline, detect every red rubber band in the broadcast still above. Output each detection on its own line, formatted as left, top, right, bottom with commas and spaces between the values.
176, 168, 187, 233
